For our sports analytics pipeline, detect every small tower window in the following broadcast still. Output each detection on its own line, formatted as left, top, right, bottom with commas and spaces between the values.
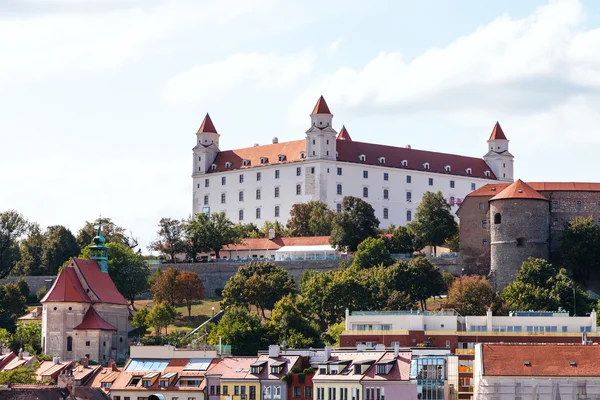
225, 162, 232, 168
466, 168, 472, 175
211, 164, 217, 171
359, 154, 366, 162
275, 206, 280, 218
494, 213, 501, 224
516, 237, 526, 247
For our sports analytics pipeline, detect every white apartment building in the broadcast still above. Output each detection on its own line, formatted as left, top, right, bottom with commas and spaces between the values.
192, 96, 514, 227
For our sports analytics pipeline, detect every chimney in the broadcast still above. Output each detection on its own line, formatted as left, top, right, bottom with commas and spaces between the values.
406, 145, 411, 149
394, 343, 400, 359
53, 356, 61, 364
81, 357, 89, 368
268, 228, 276, 240
268, 345, 280, 358
582, 332, 588, 345
272, 137, 279, 144
18, 348, 23, 360
108, 360, 118, 371
324, 346, 332, 361
253, 143, 259, 147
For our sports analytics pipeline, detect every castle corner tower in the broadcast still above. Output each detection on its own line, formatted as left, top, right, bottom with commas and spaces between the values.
306, 96, 337, 160
484, 122, 514, 182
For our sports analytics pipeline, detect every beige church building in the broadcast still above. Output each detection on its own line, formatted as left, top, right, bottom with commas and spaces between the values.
41, 226, 130, 364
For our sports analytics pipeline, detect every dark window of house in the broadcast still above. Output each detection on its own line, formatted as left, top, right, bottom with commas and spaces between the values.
494, 213, 501, 224
450, 180, 455, 188
85, 341, 90, 346
205, 178, 209, 188
337, 167, 342, 176
275, 206, 280, 218
239, 210, 244, 221
406, 175, 411, 184
239, 174, 244, 183
363, 187, 369, 198
482, 239, 487, 246
337, 184, 342, 195
471, 183, 476, 191
406, 210, 412, 222
429, 178, 433, 186
257, 172, 261, 181
553, 200, 559, 209
203, 195, 209, 205
383, 208, 389, 219
384, 173, 389, 181
275, 170, 280, 179
336, 204, 342, 213
363, 171, 368, 179
296, 184, 301, 195
275, 187, 280, 198
576, 200, 582, 210
383, 189, 389, 199
482, 220, 487, 229
479, 202, 484, 209
67, 336, 73, 351
221, 176, 226, 185
297, 167, 301, 176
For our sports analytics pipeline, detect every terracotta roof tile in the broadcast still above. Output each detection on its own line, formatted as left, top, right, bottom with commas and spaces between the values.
198, 114, 217, 134
361, 351, 412, 382
41, 264, 91, 303
488, 122, 507, 140
337, 125, 352, 141
482, 344, 600, 377
490, 179, 548, 201
74, 258, 129, 305
223, 236, 331, 251
209, 140, 305, 173
312, 96, 331, 114
74, 307, 116, 331
468, 181, 600, 198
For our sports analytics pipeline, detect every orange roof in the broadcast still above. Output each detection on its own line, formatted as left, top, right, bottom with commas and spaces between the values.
361, 351, 412, 382
468, 181, 600, 198
490, 179, 547, 201
337, 125, 352, 141
488, 122, 507, 140
312, 96, 331, 114
223, 236, 331, 251
198, 113, 218, 134
210, 139, 305, 172
74, 258, 128, 305
41, 264, 90, 303
74, 306, 116, 331
482, 344, 600, 377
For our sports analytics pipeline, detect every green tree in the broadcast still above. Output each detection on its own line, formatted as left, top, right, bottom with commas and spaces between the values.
516, 257, 556, 288
81, 242, 150, 307
441, 271, 456, 292
148, 268, 162, 288
384, 290, 415, 311
77, 217, 138, 249
149, 218, 185, 263
549, 268, 591, 316
287, 201, 333, 237
266, 294, 322, 348
222, 262, 296, 318
184, 212, 241, 259
146, 303, 176, 336
0, 210, 29, 278
352, 237, 393, 269
0, 365, 39, 384
14, 322, 42, 354
385, 226, 420, 254
259, 220, 288, 238
0, 282, 27, 330
176, 271, 205, 317
397, 257, 444, 310
500, 281, 558, 311
447, 276, 496, 315
322, 321, 345, 347
410, 191, 458, 256
330, 196, 380, 252
132, 307, 150, 330
558, 216, 600, 282
42, 225, 80, 275
236, 223, 261, 239
208, 307, 265, 356
151, 267, 181, 306
445, 231, 460, 252
13, 224, 44, 276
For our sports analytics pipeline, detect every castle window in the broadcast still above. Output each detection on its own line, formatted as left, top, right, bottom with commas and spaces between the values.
275, 170, 280, 179
471, 183, 476, 191
363, 187, 369, 198
429, 178, 433, 186
576, 200, 582, 210
406, 192, 412, 202
406, 210, 412, 222
363, 170, 368, 179
450, 180, 455, 188
384, 172, 389, 181
211, 164, 217, 171
221, 193, 226, 204
256, 189, 261, 200
311, 167, 315, 174
482, 239, 487, 246
239, 210, 244, 221
479, 202, 484, 210
67, 336, 73, 352
359, 154, 366, 162
383, 208, 389, 220
553, 218, 558, 226
205, 178, 210, 188
296, 184, 302, 195
242, 159, 250, 166
275, 187, 280, 198
484, 170, 491, 177
85, 341, 90, 347
239, 174, 244, 183
337, 204, 342, 213
379, 157, 386, 164
337, 167, 342, 176
597, 200, 600, 209
222, 177, 226, 185
337, 184, 342, 195
552, 200, 558, 209
275, 206, 280, 218
238, 191, 244, 202
406, 175, 411, 184
256, 208, 261, 219
225, 162, 232, 168
68, 307, 72, 311
516, 237, 526, 247
482, 220, 487, 229
494, 213, 501, 224
401, 160, 408, 167
103, 341, 106, 347
423, 162, 430, 170
256, 172, 261, 181
383, 189, 389, 200
327, 139, 329, 145
297, 167, 301, 176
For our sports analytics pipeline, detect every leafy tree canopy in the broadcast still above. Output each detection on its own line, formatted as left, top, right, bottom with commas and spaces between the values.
0, 210, 29, 278
77, 217, 138, 249
352, 237, 393, 270
184, 212, 241, 259
149, 218, 185, 263
447, 275, 497, 315
287, 201, 334, 237
208, 307, 266, 356
558, 216, 600, 282
266, 294, 322, 348
410, 191, 458, 255
330, 196, 379, 252
176, 271, 205, 317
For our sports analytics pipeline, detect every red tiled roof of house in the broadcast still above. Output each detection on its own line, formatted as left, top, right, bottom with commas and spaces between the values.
490, 179, 548, 201
74, 258, 128, 305
210, 138, 495, 179
223, 236, 331, 251
312, 96, 331, 114
361, 351, 412, 382
488, 122, 507, 140
468, 182, 600, 198
209, 357, 258, 379
74, 307, 116, 331
337, 125, 352, 141
482, 344, 600, 377
198, 113, 217, 134
41, 265, 91, 303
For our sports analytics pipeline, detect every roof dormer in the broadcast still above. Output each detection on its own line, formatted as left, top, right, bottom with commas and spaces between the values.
465, 168, 472, 175
260, 157, 268, 164
278, 154, 285, 162
300, 152, 306, 159
359, 154, 366, 162
225, 161, 232, 169
378, 157, 386, 164
401, 160, 408, 167
484, 170, 491, 177
423, 162, 430, 170
242, 159, 250, 166
211, 164, 217, 171
444, 165, 451, 172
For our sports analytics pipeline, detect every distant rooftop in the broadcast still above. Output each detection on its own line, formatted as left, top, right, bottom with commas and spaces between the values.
351, 310, 459, 316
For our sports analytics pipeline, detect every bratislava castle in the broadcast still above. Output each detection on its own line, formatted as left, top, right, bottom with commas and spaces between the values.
192, 96, 514, 227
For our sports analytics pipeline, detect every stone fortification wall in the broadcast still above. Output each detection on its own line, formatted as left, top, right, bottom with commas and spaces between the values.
0, 275, 55, 295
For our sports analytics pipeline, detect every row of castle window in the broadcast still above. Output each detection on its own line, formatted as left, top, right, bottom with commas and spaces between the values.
201, 170, 477, 191
234, 205, 410, 222
478, 200, 600, 215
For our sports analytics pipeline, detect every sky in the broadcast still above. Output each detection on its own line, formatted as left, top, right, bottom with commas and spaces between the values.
2, 0, 600, 253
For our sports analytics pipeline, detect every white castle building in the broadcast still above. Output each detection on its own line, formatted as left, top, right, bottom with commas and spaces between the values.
192, 96, 514, 227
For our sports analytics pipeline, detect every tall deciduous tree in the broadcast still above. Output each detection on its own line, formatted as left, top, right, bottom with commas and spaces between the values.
208, 307, 265, 356
184, 212, 241, 259
149, 218, 185, 263
14, 224, 44, 276
146, 303, 176, 336
396, 257, 444, 310
410, 191, 457, 256
330, 196, 380, 252
42, 225, 80, 275
77, 217, 138, 249
558, 216, 600, 282
0, 210, 29, 278
222, 261, 296, 318
176, 271, 205, 317
259, 220, 288, 238
447, 276, 496, 315
151, 267, 181, 306
0, 282, 27, 330
352, 237, 393, 269
287, 201, 334, 237
266, 294, 322, 348
385, 225, 421, 254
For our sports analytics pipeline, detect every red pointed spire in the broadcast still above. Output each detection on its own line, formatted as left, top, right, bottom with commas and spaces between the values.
198, 113, 218, 134
311, 96, 331, 114
489, 122, 507, 140
337, 125, 352, 141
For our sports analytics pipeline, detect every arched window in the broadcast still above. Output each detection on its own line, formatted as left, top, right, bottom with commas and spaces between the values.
494, 213, 502, 224
67, 336, 73, 352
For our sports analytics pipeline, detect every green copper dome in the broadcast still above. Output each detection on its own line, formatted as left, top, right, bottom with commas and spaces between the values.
90, 223, 109, 273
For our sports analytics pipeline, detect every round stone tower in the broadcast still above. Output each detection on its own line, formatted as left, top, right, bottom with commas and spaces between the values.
489, 179, 550, 290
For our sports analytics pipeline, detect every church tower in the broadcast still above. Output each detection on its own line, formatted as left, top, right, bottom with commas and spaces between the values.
193, 114, 220, 174
89, 224, 108, 273
306, 96, 337, 160
484, 122, 514, 182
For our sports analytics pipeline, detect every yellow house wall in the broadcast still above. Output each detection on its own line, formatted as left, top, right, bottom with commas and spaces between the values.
221, 380, 260, 400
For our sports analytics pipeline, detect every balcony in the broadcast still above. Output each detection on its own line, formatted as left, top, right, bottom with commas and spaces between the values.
342, 330, 409, 336
458, 366, 473, 373
424, 330, 598, 337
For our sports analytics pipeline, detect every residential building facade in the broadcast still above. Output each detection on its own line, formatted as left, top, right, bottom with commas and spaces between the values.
192, 97, 512, 228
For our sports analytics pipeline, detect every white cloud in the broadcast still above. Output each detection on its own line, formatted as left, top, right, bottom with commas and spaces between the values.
164, 52, 315, 104
329, 36, 344, 51
294, 0, 600, 116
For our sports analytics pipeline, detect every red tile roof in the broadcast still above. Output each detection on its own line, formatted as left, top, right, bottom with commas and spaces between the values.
488, 122, 507, 140
312, 96, 331, 114
361, 351, 412, 382
482, 344, 600, 377
41, 264, 90, 303
490, 179, 548, 201
198, 113, 217, 134
223, 236, 332, 251
337, 125, 352, 141
74, 307, 116, 331
74, 258, 128, 305
209, 138, 495, 179
468, 182, 600, 198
